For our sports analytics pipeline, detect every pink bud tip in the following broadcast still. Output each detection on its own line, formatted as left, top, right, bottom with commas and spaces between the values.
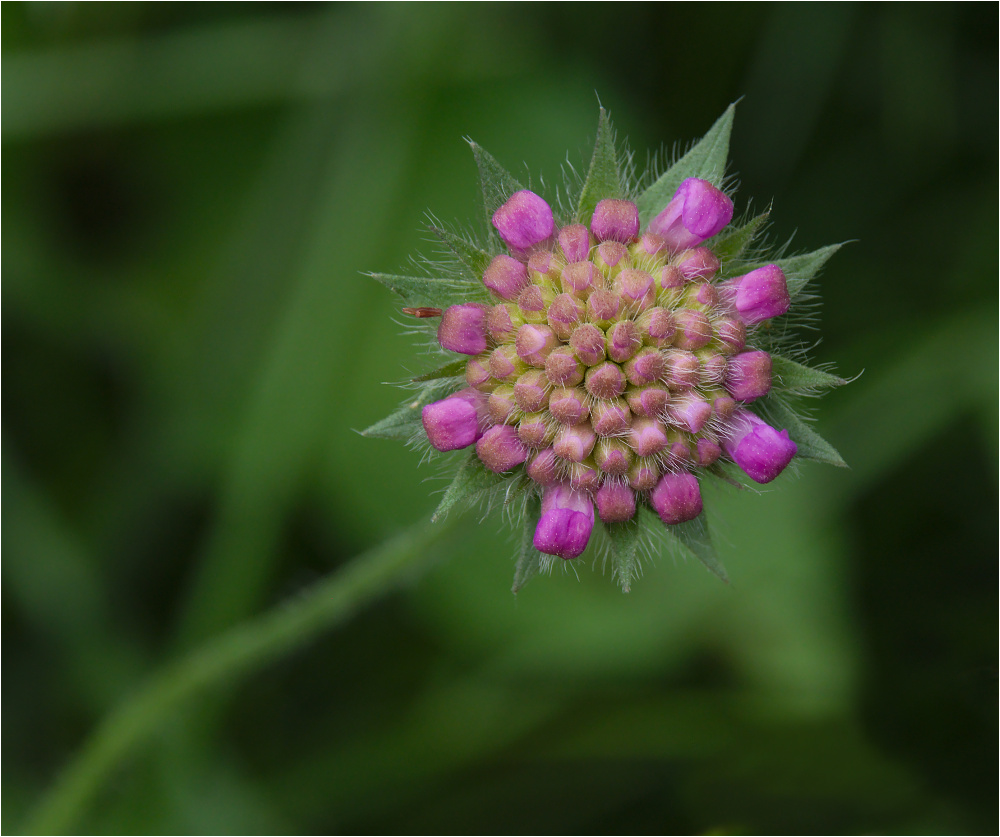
723, 408, 797, 483
515, 324, 558, 367
696, 438, 723, 467
569, 323, 607, 367
527, 448, 560, 485
670, 393, 712, 434
591, 199, 640, 243
476, 424, 529, 473
533, 484, 595, 560
553, 422, 597, 463
725, 351, 772, 402
673, 309, 713, 351
595, 483, 636, 523
585, 361, 627, 400
492, 190, 555, 252
421, 389, 486, 451
650, 472, 704, 525
648, 178, 734, 254
561, 262, 600, 296
482, 254, 530, 300
629, 417, 668, 457
676, 247, 721, 281
437, 304, 489, 355
549, 386, 590, 425
558, 224, 592, 263
727, 264, 791, 325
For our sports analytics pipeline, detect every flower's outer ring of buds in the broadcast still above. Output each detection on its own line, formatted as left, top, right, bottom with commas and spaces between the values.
648, 178, 734, 254
595, 483, 636, 523
437, 303, 489, 355
421, 389, 486, 452
591, 199, 640, 243
723, 408, 797, 483
650, 472, 703, 525
492, 190, 555, 252
533, 484, 595, 560
724, 264, 791, 325
558, 224, 592, 263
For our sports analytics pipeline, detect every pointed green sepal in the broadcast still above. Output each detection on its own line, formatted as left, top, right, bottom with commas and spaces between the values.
429, 225, 493, 280
776, 243, 844, 298
762, 399, 847, 468
606, 517, 643, 593
659, 510, 729, 583
512, 493, 543, 594
468, 140, 524, 227
412, 358, 467, 383
770, 355, 847, 394
368, 272, 484, 308
575, 107, 624, 225
361, 379, 457, 442
431, 450, 513, 523
636, 102, 736, 229
713, 210, 770, 266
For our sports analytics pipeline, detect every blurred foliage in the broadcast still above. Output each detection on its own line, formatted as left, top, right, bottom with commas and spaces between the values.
3, 2, 997, 833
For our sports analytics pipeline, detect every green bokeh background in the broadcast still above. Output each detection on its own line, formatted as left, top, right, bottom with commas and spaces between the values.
3, 3, 997, 833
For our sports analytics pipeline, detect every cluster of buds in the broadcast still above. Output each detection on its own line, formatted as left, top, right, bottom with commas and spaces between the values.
423, 182, 796, 560
367, 106, 845, 589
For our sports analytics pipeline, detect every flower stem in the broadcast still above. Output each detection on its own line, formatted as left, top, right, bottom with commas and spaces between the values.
20, 518, 456, 835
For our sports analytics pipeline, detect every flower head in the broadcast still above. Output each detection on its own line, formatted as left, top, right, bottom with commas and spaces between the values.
365, 105, 847, 591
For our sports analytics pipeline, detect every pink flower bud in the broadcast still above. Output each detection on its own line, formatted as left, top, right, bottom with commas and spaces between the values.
629, 417, 669, 457
595, 483, 636, 523
437, 303, 489, 355
614, 268, 656, 314
670, 392, 713, 433
547, 293, 584, 340
606, 320, 642, 363
628, 458, 660, 491
585, 361, 627, 400
713, 316, 747, 354
591, 199, 640, 243
549, 386, 589, 425
675, 247, 720, 280
659, 264, 685, 291
590, 398, 631, 437
648, 177, 733, 254
663, 349, 701, 390
650, 472, 704, 525
513, 369, 550, 413
561, 261, 600, 297
595, 437, 633, 475
636, 230, 668, 258
421, 389, 487, 452
586, 289, 621, 328
569, 323, 607, 366
695, 438, 723, 467
595, 241, 629, 275
723, 264, 790, 325
713, 395, 737, 422
517, 285, 556, 324
725, 351, 772, 402
636, 307, 676, 347
492, 190, 554, 252
487, 384, 519, 425
465, 355, 493, 391
488, 345, 527, 382
567, 460, 602, 493
673, 309, 713, 351
518, 412, 555, 448
483, 254, 529, 300
558, 224, 592, 263
476, 424, 529, 473
527, 447, 560, 485
554, 422, 597, 463
625, 385, 670, 418
486, 303, 524, 343
623, 347, 666, 386
515, 323, 558, 367
533, 484, 595, 560
723, 408, 797, 484
544, 345, 585, 387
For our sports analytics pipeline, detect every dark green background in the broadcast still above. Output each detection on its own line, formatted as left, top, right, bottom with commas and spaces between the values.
4, 3, 997, 833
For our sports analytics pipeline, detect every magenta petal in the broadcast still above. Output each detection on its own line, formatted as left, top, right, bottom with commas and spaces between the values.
727, 264, 791, 325
421, 389, 486, 451
492, 190, 555, 252
722, 408, 797, 483
647, 178, 733, 253
533, 484, 595, 559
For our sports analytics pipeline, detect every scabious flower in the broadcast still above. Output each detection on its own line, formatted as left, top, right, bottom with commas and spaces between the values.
364, 104, 847, 591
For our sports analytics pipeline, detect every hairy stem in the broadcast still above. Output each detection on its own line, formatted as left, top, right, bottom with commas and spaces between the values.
21, 518, 455, 835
